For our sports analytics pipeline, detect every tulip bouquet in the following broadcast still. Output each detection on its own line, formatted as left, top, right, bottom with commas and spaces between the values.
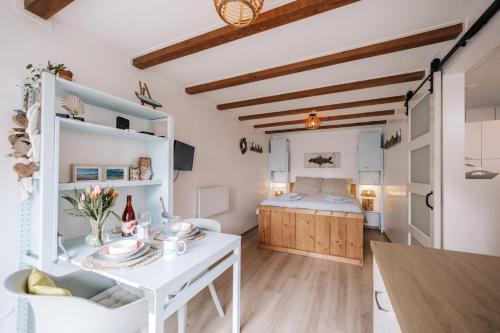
63, 186, 119, 247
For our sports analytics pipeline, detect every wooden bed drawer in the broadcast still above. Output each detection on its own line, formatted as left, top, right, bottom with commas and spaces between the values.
258, 205, 364, 266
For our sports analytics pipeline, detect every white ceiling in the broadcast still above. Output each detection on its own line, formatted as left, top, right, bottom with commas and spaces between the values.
54, 0, 493, 132
466, 45, 500, 108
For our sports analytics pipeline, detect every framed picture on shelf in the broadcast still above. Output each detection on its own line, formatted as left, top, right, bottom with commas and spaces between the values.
72, 165, 102, 182
104, 166, 129, 181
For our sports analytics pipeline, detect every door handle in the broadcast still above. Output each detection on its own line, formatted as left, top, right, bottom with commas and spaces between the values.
425, 191, 434, 210
374, 291, 395, 316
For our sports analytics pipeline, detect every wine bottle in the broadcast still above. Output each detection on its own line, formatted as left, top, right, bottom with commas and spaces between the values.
121, 195, 136, 237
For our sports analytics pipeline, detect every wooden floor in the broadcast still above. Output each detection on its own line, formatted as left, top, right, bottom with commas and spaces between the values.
165, 228, 386, 333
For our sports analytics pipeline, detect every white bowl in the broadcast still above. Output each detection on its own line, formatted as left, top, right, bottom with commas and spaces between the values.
107, 240, 140, 255
170, 222, 195, 234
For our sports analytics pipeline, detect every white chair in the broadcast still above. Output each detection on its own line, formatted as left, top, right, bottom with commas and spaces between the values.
175, 218, 225, 332
4, 269, 148, 333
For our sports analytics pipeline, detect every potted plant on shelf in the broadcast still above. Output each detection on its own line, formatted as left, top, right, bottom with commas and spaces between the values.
23, 61, 72, 108
63, 186, 119, 247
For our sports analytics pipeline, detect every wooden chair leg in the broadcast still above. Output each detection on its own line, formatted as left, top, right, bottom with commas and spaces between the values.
208, 283, 224, 317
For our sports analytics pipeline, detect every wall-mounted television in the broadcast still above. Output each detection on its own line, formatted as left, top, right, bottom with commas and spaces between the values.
174, 140, 195, 171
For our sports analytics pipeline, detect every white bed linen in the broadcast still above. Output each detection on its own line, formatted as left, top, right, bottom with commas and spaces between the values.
260, 193, 363, 214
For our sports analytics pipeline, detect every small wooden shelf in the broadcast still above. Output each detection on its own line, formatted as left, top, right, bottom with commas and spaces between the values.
59, 179, 163, 191
58, 118, 167, 143
55, 77, 168, 120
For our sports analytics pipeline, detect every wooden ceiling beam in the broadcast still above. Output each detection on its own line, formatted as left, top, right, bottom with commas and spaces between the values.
132, 0, 359, 69
24, 0, 73, 19
239, 95, 404, 121
186, 23, 462, 94
265, 120, 387, 134
254, 109, 395, 128
218, 71, 424, 110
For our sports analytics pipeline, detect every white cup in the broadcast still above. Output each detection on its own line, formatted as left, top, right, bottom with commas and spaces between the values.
163, 239, 187, 258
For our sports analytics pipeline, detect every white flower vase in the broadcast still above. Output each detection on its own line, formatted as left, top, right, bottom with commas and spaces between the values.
85, 217, 109, 247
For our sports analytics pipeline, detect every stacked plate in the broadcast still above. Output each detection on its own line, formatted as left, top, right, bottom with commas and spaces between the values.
157, 222, 205, 243
92, 240, 150, 263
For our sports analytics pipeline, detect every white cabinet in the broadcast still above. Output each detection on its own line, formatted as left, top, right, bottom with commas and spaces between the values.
465, 107, 496, 123
365, 211, 381, 228
269, 139, 289, 172
358, 132, 383, 171
465, 122, 482, 160
373, 258, 401, 333
482, 120, 500, 159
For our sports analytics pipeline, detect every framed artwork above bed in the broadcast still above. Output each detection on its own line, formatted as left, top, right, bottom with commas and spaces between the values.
304, 152, 341, 168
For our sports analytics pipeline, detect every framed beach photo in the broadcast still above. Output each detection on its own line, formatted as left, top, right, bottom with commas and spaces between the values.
104, 166, 129, 181
72, 165, 102, 182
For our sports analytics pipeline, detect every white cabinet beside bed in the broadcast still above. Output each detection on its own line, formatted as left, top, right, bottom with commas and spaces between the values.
358, 132, 383, 171
357, 131, 384, 231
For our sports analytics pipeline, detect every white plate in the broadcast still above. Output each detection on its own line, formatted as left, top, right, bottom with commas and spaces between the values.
93, 243, 150, 263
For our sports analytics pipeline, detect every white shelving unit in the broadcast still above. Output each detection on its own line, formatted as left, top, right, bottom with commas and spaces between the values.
357, 131, 384, 231
59, 179, 163, 191
21, 73, 174, 274
59, 118, 167, 143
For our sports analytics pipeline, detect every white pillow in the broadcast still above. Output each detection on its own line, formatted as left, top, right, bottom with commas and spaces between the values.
293, 177, 322, 193
320, 178, 349, 196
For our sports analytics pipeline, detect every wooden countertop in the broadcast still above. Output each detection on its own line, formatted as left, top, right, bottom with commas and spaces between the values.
371, 241, 500, 333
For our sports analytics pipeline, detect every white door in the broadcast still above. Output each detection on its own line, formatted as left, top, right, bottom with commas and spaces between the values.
408, 72, 442, 248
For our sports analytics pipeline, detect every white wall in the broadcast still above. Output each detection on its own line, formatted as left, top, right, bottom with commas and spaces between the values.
273, 129, 361, 181
0, 5, 267, 331
383, 118, 409, 244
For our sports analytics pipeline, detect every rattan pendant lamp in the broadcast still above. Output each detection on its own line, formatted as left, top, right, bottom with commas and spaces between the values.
214, 0, 264, 27
305, 112, 321, 130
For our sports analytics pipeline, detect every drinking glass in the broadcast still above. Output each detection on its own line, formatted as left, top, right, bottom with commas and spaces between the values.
137, 211, 152, 241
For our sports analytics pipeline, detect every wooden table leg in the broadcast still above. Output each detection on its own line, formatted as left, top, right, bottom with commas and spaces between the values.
232, 243, 241, 333
148, 289, 165, 333
178, 304, 187, 333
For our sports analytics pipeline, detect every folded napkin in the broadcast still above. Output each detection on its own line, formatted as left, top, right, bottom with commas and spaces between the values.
325, 195, 351, 204
277, 192, 302, 201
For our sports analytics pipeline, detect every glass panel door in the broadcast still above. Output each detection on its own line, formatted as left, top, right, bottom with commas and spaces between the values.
408, 72, 442, 248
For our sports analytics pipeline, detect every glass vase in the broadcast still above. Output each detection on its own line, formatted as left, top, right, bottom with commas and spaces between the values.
85, 218, 108, 247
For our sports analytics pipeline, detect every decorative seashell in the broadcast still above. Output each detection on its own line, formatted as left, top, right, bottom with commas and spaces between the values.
61, 95, 85, 116
12, 114, 28, 128
8, 134, 18, 145
13, 139, 31, 156
13, 163, 38, 178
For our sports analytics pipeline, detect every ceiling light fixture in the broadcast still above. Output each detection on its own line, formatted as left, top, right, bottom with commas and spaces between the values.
214, 0, 264, 27
305, 112, 321, 130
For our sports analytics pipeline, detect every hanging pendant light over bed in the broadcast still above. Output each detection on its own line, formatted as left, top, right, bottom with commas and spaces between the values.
305, 112, 321, 130
214, 0, 264, 27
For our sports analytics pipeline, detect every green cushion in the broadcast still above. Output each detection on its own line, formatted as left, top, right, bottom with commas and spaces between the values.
27, 269, 72, 296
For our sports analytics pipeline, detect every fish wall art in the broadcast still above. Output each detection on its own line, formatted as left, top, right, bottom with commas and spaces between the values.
304, 152, 341, 168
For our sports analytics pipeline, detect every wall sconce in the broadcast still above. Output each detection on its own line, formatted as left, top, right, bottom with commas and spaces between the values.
360, 189, 376, 211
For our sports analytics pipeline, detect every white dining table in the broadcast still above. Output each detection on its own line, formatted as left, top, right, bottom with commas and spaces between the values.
59, 231, 241, 333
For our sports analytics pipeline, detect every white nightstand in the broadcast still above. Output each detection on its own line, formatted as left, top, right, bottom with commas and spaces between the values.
364, 211, 381, 229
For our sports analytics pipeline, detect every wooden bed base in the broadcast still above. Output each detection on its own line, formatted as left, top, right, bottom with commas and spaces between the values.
257, 205, 364, 266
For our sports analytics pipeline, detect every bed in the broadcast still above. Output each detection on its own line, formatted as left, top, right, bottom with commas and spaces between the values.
257, 177, 364, 266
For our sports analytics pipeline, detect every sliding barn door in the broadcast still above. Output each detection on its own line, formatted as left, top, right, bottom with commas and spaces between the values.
408, 72, 442, 248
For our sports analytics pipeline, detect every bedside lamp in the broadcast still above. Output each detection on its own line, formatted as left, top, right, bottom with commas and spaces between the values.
272, 183, 286, 197
360, 189, 376, 211
274, 190, 284, 197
